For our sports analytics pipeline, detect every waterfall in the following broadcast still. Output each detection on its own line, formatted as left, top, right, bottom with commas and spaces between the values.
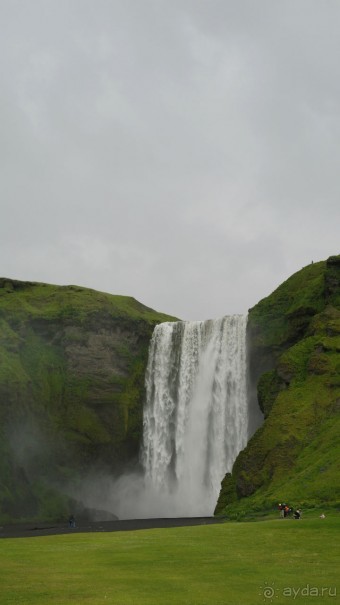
141, 315, 248, 517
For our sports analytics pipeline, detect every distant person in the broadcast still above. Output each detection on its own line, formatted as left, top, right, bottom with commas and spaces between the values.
293, 509, 301, 520
68, 514, 76, 528
278, 503, 284, 518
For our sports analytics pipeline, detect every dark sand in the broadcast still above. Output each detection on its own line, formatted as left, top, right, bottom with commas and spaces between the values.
0, 517, 223, 539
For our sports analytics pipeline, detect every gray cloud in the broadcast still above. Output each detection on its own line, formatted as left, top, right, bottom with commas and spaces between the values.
1, 0, 339, 319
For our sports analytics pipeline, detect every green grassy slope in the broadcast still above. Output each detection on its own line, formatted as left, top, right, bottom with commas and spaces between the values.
216, 256, 340, 517
0, 278, 177, 522
0, 279, 174, 322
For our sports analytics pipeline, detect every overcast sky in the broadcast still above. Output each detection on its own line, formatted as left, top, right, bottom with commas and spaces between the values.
1, 1, 339, 320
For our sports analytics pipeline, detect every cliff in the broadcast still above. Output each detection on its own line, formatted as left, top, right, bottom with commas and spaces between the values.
2, 255, 339, 523
0, 278, 176, 522
215, 255, 340, 517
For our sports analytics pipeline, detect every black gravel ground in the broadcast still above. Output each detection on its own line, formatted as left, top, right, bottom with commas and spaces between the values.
0, 517, 224, 539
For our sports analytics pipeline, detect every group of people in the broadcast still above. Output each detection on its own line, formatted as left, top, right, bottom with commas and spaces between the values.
278, 503, 301, 519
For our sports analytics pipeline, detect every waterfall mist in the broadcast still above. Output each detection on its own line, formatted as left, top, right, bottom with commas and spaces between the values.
76, 316, 255, 520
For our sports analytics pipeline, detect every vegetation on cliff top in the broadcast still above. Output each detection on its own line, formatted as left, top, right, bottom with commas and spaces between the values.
0, 278, 174, 322
215, 256, 340, 518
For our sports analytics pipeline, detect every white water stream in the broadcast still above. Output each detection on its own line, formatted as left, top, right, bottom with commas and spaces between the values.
141, 316, 248, 517
77, 316, 252, 520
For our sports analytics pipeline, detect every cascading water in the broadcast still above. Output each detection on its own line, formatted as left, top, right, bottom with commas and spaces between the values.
76, 315, 254, 520
141, 315, 248, 517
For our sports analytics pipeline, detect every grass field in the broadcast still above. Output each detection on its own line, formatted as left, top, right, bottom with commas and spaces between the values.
1, 514, 339, 605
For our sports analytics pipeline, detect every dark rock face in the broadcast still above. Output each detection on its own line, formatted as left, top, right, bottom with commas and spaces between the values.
0, 279, 176, 522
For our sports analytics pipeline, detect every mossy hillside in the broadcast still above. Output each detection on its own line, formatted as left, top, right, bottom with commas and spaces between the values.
247, 260, 327, 389
216, 255, 340, 518
0, 278, 173, 322
0, 278, 177, 522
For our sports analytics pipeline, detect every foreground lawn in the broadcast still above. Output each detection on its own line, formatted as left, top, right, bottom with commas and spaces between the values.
0, 515, 339, 605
